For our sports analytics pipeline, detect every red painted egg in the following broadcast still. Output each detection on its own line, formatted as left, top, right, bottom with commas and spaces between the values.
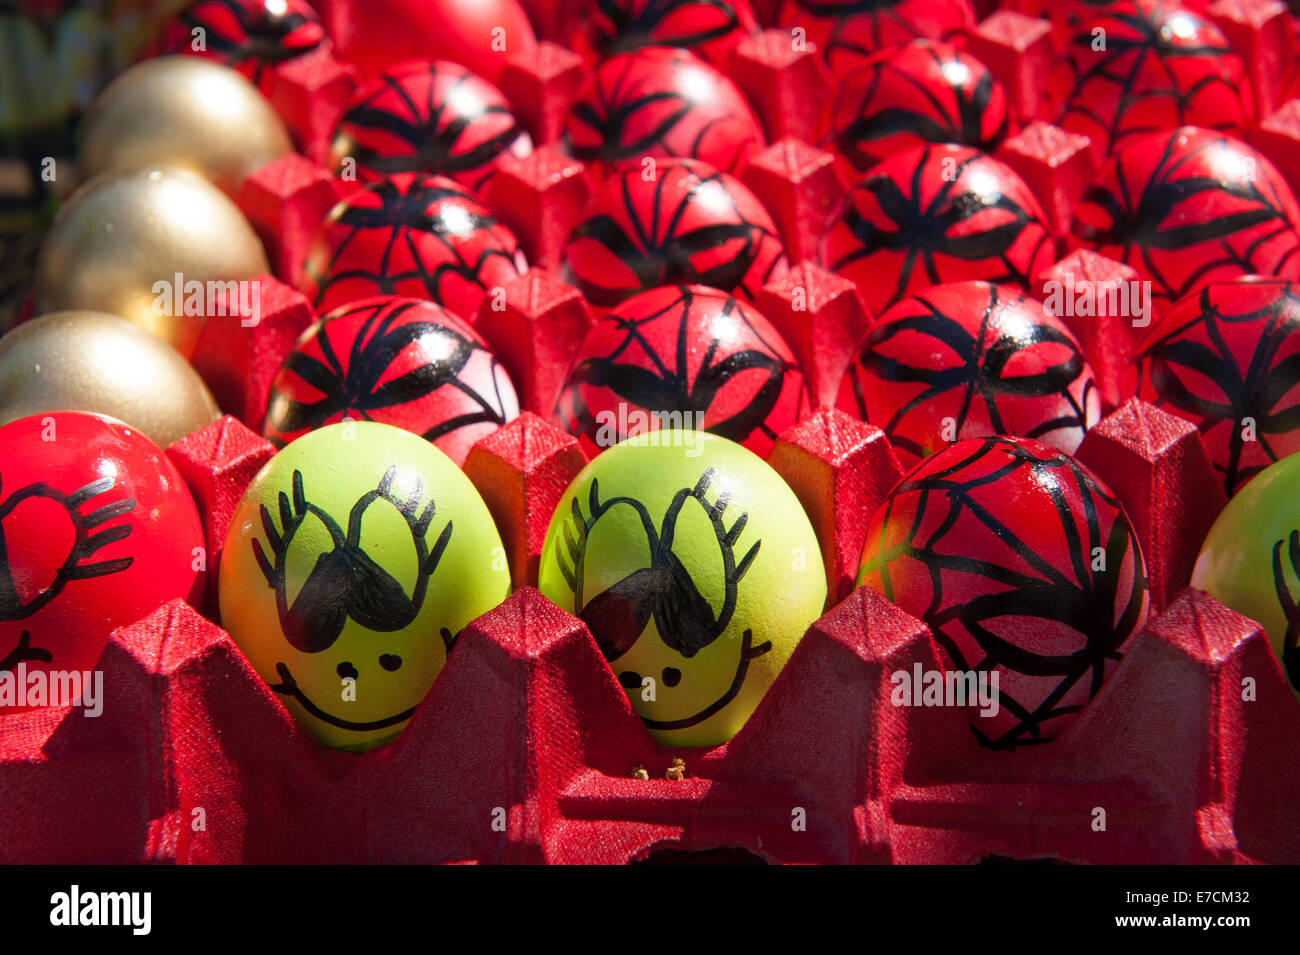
823, 39, 1009, 175
320, 0, 536, 87
1072, 127, 1300, 314
0, 412, 206, 707
777, 0, 973, 80
582, 0, 759, 67
554, 284, 806, 457
858, 435, 1149, 748
1043, 0, 1250, 161
563, 46, 766, 180
1137, 278, 1300, 495
301, 173, 528, 318
331, 59, 532, 194
838, 281, 1100, 465
563, 158, 788, 309
264, 296, 520, 465
152, 0, 326, 94
821, 144, 1055, 317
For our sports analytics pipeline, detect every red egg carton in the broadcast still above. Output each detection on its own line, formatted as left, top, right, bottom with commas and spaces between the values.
7, 11, 1300, 864
3, 394, 1299, 863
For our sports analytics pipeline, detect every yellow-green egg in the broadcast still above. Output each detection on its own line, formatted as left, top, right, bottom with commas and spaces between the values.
538, 429, 827, 747
1193, 452, 1300, 699
219, 421, 510, 750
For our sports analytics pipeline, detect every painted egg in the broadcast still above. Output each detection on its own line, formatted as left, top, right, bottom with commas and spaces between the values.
1192, 450, 1300, 699
218, 421, 511, 750
777, 0, 973, 80
837, 281, 1100, 465
152, 0, 327, 95
264, 296, 520, 465
582, 0, 759, 67
538, 430, 826, 746
821, 144, 1055, 317
331, 59, 533, 194
858, 436, 1149, 748
562, 46, 765, 180
563, 158, 788, 309
1043, 0, 1249, 161
1136, 279, 1300, 495
0, 412, 206, 708
301, 172, 528, 319
554, 285, 806, 458
823, 39, 1008, 175
1072, 126, 1300, 314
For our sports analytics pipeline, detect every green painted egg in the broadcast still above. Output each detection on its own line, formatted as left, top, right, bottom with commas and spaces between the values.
1192, 451, 1300, 699
219, 421, 510, 750
538, 429, 827, 747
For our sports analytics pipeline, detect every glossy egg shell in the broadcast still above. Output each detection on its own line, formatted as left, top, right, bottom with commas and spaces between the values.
264, 296, 520, 465
0, 411, 206, 702
219, 421, 511, 751
858, 436, 1149, 749
537, 430, 826, 747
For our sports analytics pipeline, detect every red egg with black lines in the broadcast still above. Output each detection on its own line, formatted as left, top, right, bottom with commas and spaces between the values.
821, 144, 1056, 317
857, 435, 1149, 749
837, 281, 1101, 466
582, 0, 759, 67
823, 39, 1009, 175
777, 0, 973, 80
152, 0, 326, 94
562, 46, 766, 180
1136, 278, 1300, 496
0, 412, 206, 708
331, 59, 533, 194
301, 172, 528, 319
554, 284, 806, 457
1072, 127, 1300, 314
563, 158, 788, 309
1043, 0, 1250, 161
264, 296, 520, 465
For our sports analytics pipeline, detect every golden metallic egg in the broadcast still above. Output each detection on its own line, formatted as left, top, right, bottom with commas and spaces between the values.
77, 56, 292, 196
0, 310, 221, 448
34, 165, 269, 358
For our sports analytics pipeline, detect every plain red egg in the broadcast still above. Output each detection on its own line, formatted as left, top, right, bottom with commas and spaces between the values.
321, 0, 537, 87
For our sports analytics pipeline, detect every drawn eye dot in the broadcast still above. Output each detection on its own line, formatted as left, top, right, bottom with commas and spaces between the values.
379, 654, 402, 671
662, 667, 682, 687
618, 670, 642, 689
337, 662, 358, 680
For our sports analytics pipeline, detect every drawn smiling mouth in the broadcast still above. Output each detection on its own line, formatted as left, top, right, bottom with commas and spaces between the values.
269, 662, 416, 731
637, 629, 772, 731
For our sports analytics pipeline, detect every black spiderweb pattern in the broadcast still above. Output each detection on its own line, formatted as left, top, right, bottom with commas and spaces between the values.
310, 175, 524, 310
829, 41, 1006, 169
846, 285, 1096, 460
336, 63, 525, 190
861, 437, 1148, 749
1051, 0, 1245, 157
826, 146, 1053, 313
178, 0, 322, 87
567, 165, 786, 306
564, 48, 761, 175
1141, 283, 1300, 493
1075, 130, 1300, 308
266, 299, 512, 445
558, 286, 798, 445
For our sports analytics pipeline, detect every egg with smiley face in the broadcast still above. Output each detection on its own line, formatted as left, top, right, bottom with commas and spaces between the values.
538, 430, 826, 747
219, 421, 510, 750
